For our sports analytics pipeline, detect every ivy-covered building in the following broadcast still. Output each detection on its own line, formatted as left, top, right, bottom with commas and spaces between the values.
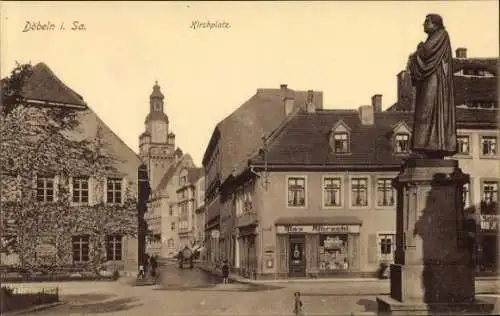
0, 63, 141, 274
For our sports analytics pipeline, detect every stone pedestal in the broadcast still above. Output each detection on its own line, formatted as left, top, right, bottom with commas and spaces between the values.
376, 158, 495, 315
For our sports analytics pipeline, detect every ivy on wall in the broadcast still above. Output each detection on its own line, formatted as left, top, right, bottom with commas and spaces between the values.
0, 63, 138, 271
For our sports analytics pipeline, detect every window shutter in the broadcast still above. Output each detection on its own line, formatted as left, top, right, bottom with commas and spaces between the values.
53, 176, 59, 202
68, 177, 74, 205
103, 177, 108, 204
88, 176, 93, 205
121, 177, 127, 205
367, 233, 378, 264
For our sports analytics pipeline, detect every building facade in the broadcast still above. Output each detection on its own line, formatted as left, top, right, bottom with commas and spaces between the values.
226, 91, 497, 279
0, 63, 141, 274
202, 85, 324, 266
194, 173, 206, 259
389, 47, 499, 273
176, 167, 203, 249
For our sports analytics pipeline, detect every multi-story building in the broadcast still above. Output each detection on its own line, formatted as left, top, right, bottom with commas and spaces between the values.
0, 63, 141, 274
388, 47, 499, 273
225, 89, 497, 279
145, 154, 195, 258
194, 173, 206, 256
138, 82, 196, 258
176, 167, 203, 249
202, 85, 323, 265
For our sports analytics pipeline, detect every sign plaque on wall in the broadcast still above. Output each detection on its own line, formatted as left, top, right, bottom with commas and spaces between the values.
276, 224, 360, 234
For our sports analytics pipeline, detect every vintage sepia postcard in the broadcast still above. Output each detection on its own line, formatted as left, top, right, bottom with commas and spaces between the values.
1, 1, 499, 315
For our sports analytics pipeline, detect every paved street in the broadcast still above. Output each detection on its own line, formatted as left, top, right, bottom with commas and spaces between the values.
7, 264, 500, 316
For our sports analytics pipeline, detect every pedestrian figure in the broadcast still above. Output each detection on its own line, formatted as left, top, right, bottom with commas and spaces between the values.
221, 259, 229, 284
137, 264, 145, 278
293, 291, 304, 316
150, 255, 158, 278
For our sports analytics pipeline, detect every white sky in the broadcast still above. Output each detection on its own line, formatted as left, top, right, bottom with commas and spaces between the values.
1, 1, 498, 166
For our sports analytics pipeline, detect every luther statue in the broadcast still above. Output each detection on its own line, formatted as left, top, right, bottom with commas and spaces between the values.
407, 14, 457, 159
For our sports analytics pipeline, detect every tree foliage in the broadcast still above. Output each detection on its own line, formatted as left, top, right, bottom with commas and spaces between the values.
0, 63, 138, 271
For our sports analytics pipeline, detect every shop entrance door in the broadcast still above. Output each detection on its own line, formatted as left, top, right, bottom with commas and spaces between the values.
289, 235, 306, 277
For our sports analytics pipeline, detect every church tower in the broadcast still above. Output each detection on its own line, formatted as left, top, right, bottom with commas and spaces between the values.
139, 81, 178, 190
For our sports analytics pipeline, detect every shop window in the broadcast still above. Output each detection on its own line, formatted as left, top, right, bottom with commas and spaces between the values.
318, 234, 349, 272
287, 177, 306, 207
378, 233, 395, 262
351, 178, 368, 207
377, 179, 395, 207
457, 135, 470, 155
323, 177, 341, 207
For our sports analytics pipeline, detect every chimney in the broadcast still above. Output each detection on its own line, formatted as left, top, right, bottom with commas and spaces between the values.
371, 94, 382, 113
456, 47, 467, 59
306, 90, 315, 113
281, 84, 295, 116
358, 105, 374, 125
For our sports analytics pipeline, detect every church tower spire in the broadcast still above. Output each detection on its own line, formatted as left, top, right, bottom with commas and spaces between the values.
139, 81, 176, 190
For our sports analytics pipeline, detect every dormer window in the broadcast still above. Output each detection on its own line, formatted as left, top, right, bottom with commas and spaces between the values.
333, 133, 349, 153
395, 133, 410, 153
330, 120, 351, 154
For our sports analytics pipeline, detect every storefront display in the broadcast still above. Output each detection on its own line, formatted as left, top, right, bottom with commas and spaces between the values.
318, 234, 349, 271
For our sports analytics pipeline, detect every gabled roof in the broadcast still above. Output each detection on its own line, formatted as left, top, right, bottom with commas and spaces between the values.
202, 87, 323, 182
20, 63, 87, 107
187, 167, 203, 184
249, 108, 498, 167
156, 154, 193, 191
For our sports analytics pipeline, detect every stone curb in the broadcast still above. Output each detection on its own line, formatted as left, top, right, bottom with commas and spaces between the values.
2, 301, 66, 316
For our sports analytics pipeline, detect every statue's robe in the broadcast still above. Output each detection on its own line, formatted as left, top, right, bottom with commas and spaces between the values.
408, 28, 457, 157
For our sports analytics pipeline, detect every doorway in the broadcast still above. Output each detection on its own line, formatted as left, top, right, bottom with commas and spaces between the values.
289, 235, 306, 277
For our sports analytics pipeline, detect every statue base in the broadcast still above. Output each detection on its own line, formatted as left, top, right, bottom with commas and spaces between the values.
376, 296, 495, 316
376, 158, 494, 315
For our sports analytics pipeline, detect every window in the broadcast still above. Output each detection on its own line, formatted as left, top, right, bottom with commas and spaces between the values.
287, 177, 306, 207
318, 234, 348, 271
481, 181, 499, 214
457, 135, 470, 155
106, 235, 122, 261
377, 179, 395, 207
463, 183, 471, 209
351, 178, 368, 207
169, 206, 174, 216
333, 133, 349, 153
167, 238, 174, 248
395, 133, 410, 153
72, 177, 89, 203
378, 233, 395, 262
481, 136, 497, 156
72, 235, 89, 263
1, 235, 17, 253
153, 233, 161, 243
179, 173, 187, 186
243, 192, 253, 212
171, 222, 176, 231
179, 221, 188, 231
323, 177, 341, 207
37, 177, 54, 202
106, 178, 122, 204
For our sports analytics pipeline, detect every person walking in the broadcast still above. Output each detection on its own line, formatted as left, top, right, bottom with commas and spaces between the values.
293, 291, 304, 316
221, 259, 230, 284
